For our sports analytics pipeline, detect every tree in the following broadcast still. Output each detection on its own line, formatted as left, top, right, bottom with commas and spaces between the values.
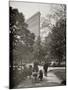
43, 4, 66, 64
9, 7, 35, 88
33, 36, 47, 63
49, 18, 66, 64
10, 6, 35, 64
46, 4, 66, 29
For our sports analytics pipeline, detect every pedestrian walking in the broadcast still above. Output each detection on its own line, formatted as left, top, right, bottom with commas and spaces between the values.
32, 71, 38, 81
28, 65, 33, 79
33, 61, 39, 72
38, 70, 43, 81
32, 61, 39, 81
43, 61, 49, 76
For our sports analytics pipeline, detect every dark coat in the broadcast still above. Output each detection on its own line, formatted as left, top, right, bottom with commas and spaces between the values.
43, 63, 48, 71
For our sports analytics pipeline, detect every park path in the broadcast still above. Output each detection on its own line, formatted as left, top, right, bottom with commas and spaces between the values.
15, 71, 62, 89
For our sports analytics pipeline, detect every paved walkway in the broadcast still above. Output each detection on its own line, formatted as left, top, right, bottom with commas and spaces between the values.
15, 71, 62, 89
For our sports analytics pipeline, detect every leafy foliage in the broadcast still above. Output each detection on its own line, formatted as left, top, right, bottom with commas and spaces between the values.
48, 18, 66, 64
10, 7, 35, 64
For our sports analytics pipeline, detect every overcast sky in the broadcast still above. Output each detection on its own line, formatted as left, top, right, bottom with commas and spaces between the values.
9, 1, 59, 20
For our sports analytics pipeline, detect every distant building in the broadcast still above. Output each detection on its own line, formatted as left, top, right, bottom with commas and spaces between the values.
26, 12, 51, 41
40, 17, 51, 41
26, 12, 40, 39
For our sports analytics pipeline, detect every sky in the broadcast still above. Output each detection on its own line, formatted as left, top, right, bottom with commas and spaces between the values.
10, 1, 55, 20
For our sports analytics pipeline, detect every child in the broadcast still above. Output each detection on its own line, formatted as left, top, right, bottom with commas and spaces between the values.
32, 71, 38, 81
38, 70, 43, 81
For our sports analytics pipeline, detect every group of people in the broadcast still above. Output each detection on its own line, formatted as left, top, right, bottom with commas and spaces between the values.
27, 61, 49, 81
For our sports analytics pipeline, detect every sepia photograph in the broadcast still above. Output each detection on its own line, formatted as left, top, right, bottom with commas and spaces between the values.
9, 1, 66, 89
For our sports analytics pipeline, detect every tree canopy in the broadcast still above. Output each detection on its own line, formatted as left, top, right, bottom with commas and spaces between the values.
10, 6, 35, 64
